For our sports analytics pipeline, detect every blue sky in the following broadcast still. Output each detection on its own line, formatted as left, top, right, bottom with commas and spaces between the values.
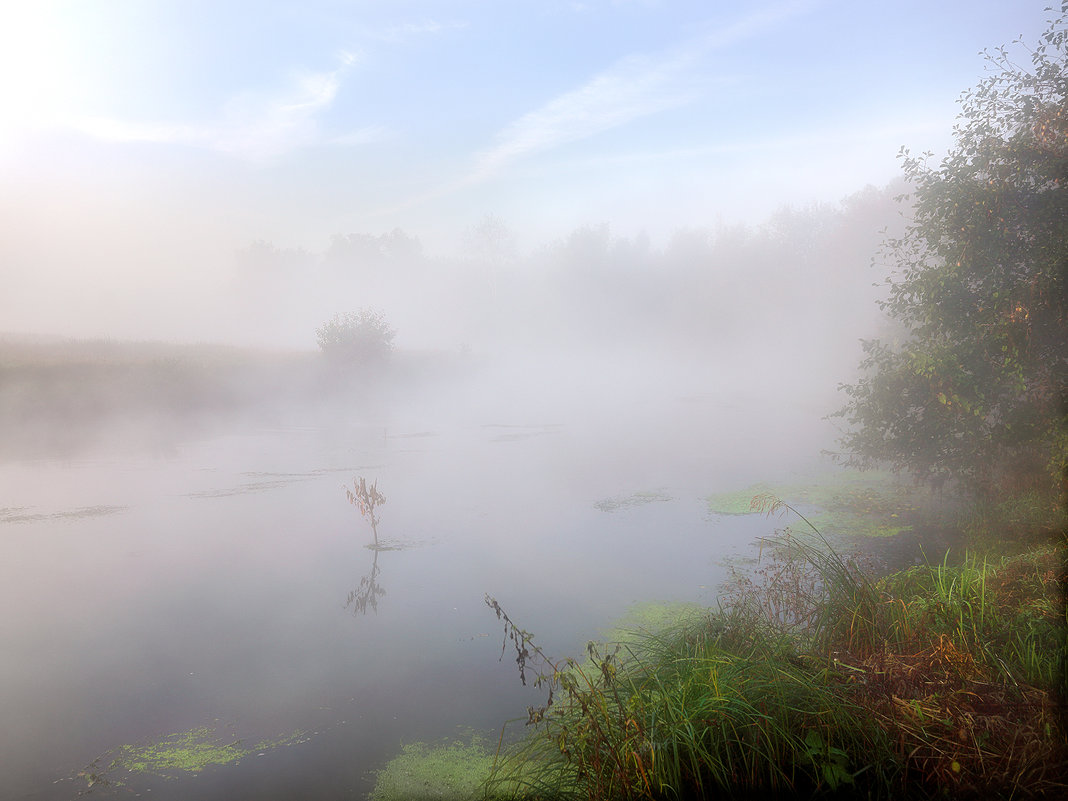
0, 0, 1053, 340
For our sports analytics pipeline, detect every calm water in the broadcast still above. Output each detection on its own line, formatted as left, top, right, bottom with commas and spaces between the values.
1, 366, 834, 799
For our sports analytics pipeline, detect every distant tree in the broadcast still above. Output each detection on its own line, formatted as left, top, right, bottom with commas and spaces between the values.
834, 6, 1068, 498
463, 214, 518, 263
315, 309, 396, 365
552, 223, 612, 271
237, 240, 314, 274
324, 229, 423, 270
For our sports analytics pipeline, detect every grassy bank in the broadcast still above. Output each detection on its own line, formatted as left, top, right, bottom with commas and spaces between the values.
372, 489, 1067, 800
0, 334, 472, 455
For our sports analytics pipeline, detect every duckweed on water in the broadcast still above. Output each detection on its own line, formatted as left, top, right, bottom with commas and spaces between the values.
703, 484, 775, 515
114, 726, 253, 774
369, 735, 511, 801
594, 490, 672, 513
597, 600, 709, 645
706, 470, 922, 537
75, 724, 309, 790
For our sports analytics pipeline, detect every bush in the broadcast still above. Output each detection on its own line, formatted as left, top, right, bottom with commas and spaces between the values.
315, 309, 395, 365
834, 8, 1068, 498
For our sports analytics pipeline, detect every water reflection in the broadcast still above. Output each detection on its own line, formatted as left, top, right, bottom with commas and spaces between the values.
347, 545, 386, 615
346, 476, 388, 616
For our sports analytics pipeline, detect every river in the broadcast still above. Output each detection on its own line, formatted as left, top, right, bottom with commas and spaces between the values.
1, 356, 837, 799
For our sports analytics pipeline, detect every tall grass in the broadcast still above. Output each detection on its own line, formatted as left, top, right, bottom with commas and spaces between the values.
484, 497, 1068, 800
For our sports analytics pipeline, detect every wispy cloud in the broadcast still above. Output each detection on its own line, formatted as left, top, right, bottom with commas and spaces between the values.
472, 51, 700, 180
369, 18, 468, 44
73, 50, 372, 162
697, 0, 818, 49
471, 1, 817, 181
377, 2, 818, 218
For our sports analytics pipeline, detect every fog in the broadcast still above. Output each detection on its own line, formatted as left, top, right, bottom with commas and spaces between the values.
1, 180, 909, 799
0, 2, 1049, 798
0, 180, 907, 464
3, 173, 903, 364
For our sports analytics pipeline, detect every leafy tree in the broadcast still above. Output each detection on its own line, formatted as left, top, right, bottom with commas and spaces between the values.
315, 309, 396, 365
835, 5, 1068, 498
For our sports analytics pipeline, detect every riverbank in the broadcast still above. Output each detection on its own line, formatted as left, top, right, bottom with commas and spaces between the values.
0, 334, 474, 456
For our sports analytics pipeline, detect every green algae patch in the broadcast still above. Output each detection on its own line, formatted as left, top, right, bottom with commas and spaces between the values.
76, 724, 309, 790
594, 489, 671, 513
114, 726, 254, 775
599, 600, 710, 645
707, 471, 925, 538
705, 484, 775, 515
370, 735, 511, 801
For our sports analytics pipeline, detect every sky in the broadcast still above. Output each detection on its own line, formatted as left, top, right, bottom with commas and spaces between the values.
0, 0, 1054, 343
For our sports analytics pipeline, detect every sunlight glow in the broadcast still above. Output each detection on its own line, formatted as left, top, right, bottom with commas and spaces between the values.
0, 3, 78, 146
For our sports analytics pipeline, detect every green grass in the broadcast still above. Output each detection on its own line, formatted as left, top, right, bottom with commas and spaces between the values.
480, 496, 1068, 800
485, 611, 895, 798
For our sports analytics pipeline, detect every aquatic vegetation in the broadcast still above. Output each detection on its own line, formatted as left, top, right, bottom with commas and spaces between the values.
0, 505, 128, 524
369, 734, 514, 801
703, 483, 775, 515
596, 600, 709, 645
706, 470, 923, 538
75, 724, 309, 790
114, 727, 253, 775
185, 476, 311, 498
594, 490, 671, 513
484, 423, 564, 443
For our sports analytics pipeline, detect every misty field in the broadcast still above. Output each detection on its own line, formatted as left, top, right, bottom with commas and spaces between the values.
0, 334, 472, 455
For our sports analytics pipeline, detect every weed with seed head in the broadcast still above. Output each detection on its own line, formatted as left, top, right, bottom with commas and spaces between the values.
347, 476, 385, 544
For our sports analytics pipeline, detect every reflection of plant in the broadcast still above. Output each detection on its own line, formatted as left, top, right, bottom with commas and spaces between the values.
347, 476, 385, 544
347, 547, 385, 616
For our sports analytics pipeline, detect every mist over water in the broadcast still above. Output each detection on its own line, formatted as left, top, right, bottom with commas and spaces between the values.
1, 312, 858, 799
3, 2, 1057, 794
0, 178, 916, 798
